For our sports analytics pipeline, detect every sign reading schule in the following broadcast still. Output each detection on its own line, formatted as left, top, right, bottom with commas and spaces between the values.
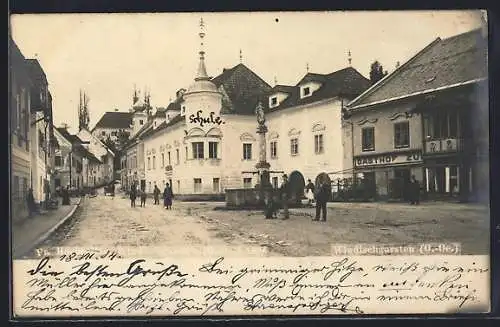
354, 151, 422, 168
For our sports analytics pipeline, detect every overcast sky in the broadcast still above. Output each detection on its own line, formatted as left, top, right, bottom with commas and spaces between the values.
11, 10, 485, 133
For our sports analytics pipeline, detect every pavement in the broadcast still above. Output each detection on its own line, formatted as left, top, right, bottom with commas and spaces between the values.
13, 191, 490, 259
12, 197, 82, 259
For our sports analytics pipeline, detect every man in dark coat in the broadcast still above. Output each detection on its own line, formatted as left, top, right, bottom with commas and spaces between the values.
163, 183, 173, 209
130, 183, 137, 208
410, 175, 420, 205
279, 174, 290, 220
140, 188, 147, 207
153, 185, 160, 205
313, 181, 330, 222
26, 188, 36, 217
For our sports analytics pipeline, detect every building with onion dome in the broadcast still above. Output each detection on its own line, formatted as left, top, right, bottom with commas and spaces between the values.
121, 18, 370, 198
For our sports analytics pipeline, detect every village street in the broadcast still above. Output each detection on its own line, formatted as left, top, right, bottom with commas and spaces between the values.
31, 189, 490, 257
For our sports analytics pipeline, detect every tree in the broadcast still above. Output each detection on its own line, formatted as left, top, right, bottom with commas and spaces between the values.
369, 60, 388, 85
78, 90, 90, 131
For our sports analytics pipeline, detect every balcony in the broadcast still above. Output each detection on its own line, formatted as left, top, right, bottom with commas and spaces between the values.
424, 138, 463, 155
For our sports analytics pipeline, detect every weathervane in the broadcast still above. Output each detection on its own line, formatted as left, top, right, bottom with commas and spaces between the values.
239, 49, 243, 64
348, 50, 352, 66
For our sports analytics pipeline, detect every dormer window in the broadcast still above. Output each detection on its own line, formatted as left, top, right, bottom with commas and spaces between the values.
302, 87, 311, 97
182, 106, 186, 114
139, 120, 144, 125
269, 96, 279, 108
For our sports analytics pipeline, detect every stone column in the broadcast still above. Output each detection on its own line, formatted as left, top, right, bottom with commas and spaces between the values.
255, 102, 271, 207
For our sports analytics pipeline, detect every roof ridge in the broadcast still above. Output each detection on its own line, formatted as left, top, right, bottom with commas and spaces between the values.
347, 37, 442, 109
441, 27, 482, 41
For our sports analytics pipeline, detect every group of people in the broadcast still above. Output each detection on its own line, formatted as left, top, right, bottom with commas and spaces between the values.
129, 182, 174, 209
264, 174, 331, 222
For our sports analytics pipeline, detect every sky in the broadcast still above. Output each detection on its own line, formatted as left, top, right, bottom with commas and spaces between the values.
11, 10, 485, 134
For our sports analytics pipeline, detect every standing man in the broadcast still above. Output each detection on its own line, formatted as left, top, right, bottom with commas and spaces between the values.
313, 181, 329, 222
410, 175, 420, 205
163, 183, 173, 209
153, 184, 160, 205
279, 174, 290, 220
130, 182, 137, 208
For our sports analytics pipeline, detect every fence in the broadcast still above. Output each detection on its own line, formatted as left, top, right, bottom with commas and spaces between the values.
330, 177, 375, 202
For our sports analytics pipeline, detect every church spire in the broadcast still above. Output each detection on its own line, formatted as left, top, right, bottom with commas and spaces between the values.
195, 17, 210, 81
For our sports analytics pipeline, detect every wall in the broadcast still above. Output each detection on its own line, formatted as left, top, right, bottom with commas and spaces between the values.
265, 98, 345, 182
349, 100, 422, 158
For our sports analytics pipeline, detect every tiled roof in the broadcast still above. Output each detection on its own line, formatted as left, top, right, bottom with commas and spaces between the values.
55, 127, 83, 145
265, 67, 371, 112
55, 127, 101, 162
140, 114, 185, 139
92, 111, 133, 131
211, 63, 272, 115
348, 28, 487, 109
25, 59, 48, 89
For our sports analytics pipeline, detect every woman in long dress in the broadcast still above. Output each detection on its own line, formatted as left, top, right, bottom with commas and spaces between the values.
163, 183, 173, 209
306, 188, 315, 207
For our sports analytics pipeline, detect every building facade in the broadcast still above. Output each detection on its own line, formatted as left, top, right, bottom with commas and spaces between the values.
10, 34, 32, 220
77, 128, 115, 185
345, 28, 488, 202
26, 59, 55, 204
121, 21, 370, 198
91, 110, 133, 143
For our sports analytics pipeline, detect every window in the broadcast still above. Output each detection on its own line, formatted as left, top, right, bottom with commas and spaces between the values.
362, 127, 375, 151
272, 177, 278, 189
243, 143, 252, 160
243, 178, 252, 188
194, 178, 202, 193
153, 156, 156, 169
111, 131, 117, 136
147, 157, 151, 170
314, 134, 324, 154
209, 142, 218, 159
302, 87, 310, 97
55, 155, 62, 167
213, 178, 220, 193
168, 151, 171, 165
270, 141, 278, 159
290, 138, 299, 156
192, 142, 204, 159
161, 153, 165, 167
185, 147, 188, 161
176, 149, 180, 164
394, 122, 410, 148
270, 97, 278, 106
102, 131, 106, 136
139, 120, 144, 125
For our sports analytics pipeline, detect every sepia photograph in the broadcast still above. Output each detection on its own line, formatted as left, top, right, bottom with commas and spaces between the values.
9, 10, 490, 317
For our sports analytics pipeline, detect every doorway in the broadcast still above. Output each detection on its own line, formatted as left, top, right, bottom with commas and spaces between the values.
393, 168, 411, 200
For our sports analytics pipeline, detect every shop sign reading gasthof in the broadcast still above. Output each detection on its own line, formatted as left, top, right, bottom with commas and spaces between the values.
354, 151, 422, 168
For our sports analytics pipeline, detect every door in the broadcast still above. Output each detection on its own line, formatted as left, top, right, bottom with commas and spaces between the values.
394, 168, 411, 200
363, 172, 376, 199
140, 179, 146, 191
